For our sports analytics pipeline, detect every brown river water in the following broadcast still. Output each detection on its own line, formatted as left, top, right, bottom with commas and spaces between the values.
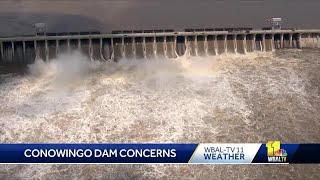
0, 49, 319, 179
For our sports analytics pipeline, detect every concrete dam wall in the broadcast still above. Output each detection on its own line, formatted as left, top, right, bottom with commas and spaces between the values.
0, 29, 320, 64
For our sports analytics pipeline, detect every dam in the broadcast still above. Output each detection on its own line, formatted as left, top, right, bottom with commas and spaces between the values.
0, 28, 320, 64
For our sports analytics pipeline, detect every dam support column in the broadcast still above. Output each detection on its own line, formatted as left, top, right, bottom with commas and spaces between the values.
110, 38, 114, 61
34, 40, 38, 60
224, 35, 227, 53
233, 35, 237, 53
289, 34, 293, 48
153, 36, 157, 57
78, 39, 81, 50
194, 35, 198, 56
67, 39, 70, 51
184, 36, 188, 56
56, 40, 59, 55
243, 34, 247, 54
204, 35, 208, 56
121, 37, 125, 58
132, 37, 136, 59
214, 35, 218, 55
164, 37, 168, 58
271, 34, 275, 51
22, 41, 26, 59
45, 40, 49, 61
11, 41, 15, 58
0, 41, 3, 61
262, 34, 266, 52
298, 33, 302, 48
252, 34, 256, 51
280, 34, 284, 48
100, 38, 106, 61
89, 38, 94, 60
174, 36, 178, 57
143, 37, 147, 59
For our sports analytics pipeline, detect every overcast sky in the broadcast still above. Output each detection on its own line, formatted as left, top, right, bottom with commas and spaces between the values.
0, 0, 319, 36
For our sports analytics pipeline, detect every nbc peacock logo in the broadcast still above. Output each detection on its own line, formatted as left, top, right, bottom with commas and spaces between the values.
266, 141, 287, 163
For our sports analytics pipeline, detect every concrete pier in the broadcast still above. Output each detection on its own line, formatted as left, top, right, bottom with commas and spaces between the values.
1, 29, 320, 64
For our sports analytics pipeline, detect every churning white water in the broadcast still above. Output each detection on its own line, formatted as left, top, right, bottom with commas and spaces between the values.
0, 50, 319, 179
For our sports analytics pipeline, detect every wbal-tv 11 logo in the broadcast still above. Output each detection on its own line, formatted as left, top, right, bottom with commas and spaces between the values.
266, 141, 287, 163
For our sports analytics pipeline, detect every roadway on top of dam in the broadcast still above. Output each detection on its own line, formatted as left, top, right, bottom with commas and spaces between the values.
1, 29, 320, 42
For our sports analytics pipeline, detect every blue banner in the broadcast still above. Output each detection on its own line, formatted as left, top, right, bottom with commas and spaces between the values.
0, 144, 197, 163
0, 143, 319, 164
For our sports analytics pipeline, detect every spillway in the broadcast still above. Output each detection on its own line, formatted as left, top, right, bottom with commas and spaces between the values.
1, 29, 320, 64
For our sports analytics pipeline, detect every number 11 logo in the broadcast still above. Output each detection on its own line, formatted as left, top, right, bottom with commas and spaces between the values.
266, 141, 281, 156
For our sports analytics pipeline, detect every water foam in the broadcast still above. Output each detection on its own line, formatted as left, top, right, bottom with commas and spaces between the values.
0, 49, 319, 179
0, 50, 254, 143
